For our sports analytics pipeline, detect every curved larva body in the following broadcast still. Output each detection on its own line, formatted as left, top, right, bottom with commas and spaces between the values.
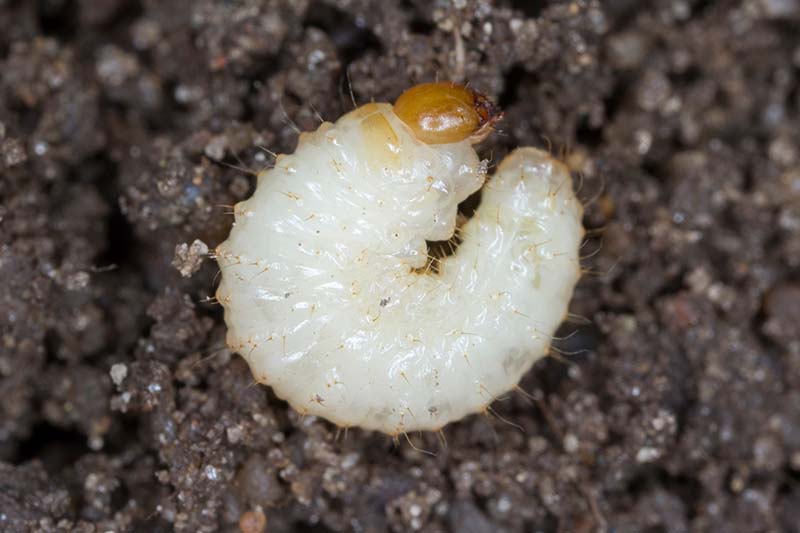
216, 101, 584, 434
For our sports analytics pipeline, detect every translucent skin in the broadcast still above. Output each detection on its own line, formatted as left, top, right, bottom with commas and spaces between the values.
216, 101, 584, 434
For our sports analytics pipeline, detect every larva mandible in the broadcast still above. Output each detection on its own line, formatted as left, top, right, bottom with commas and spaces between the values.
216, 82, 584, 435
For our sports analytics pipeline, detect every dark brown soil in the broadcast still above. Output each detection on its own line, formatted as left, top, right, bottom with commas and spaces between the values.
2, 1, 800, 532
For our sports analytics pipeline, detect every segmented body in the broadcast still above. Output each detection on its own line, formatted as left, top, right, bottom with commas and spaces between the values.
216, 91, 583, 434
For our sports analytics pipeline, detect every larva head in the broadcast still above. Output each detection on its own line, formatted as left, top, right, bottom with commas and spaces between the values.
393, 82, 503, 145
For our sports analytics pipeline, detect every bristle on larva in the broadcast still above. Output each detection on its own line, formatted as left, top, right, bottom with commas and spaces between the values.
216, 83, 584, 434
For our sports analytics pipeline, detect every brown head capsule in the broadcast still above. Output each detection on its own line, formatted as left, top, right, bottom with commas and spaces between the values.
393, 82, 503, 145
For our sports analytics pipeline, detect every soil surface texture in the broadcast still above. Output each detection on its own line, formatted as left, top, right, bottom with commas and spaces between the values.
2, 0, 800, 532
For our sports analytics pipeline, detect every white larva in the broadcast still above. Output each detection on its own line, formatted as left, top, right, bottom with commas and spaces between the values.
216, 83, 584, 434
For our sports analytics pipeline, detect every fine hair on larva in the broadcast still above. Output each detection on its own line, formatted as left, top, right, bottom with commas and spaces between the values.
214, 82, 586, 436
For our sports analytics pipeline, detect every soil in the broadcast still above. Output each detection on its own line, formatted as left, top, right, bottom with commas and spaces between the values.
1, 0, 800, 532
